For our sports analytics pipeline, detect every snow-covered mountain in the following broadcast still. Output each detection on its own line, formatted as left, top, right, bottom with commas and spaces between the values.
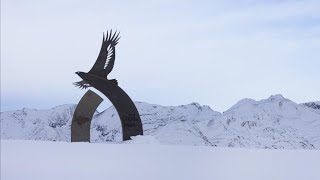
206, 95, 320, 149
301, 101, 320, 111
1, 94, 320, 149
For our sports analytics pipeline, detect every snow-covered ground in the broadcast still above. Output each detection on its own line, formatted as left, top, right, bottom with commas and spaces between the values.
1, 139, 320, 180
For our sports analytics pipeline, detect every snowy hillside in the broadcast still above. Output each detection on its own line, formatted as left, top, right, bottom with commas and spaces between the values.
1, 94, 320, 149
1, 140, 320, 180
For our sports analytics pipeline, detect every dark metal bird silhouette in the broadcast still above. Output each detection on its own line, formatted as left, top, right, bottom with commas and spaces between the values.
74, 30, 120, 89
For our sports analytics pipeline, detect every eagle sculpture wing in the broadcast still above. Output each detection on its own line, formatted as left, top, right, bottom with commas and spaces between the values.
88, 30, 120, 78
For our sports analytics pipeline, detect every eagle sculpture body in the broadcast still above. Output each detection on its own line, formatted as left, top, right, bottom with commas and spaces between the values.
74, 30, 120, 89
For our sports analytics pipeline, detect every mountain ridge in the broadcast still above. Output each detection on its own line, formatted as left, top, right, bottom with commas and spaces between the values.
1, 94, 319, 149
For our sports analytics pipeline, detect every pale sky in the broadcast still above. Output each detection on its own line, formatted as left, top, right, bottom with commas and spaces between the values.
1, 0, 320, 112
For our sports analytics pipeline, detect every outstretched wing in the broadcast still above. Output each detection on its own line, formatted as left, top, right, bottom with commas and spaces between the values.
73, 80, 91, 89
89, 30, 120, 77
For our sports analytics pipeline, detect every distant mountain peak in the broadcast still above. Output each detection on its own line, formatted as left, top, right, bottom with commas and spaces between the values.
267, 94, 285, 101
228, 98, 257, 111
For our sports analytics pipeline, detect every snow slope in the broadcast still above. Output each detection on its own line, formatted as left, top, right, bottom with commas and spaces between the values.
1, 140, 320, 180
1, 94, 320, 149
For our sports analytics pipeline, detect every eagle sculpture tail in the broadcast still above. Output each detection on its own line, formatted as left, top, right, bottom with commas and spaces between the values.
73, 80, 91, 89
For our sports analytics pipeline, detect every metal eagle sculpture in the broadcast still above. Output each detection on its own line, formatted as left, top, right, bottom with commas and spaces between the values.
74, 30, 120, 89
71, 30, 143, 141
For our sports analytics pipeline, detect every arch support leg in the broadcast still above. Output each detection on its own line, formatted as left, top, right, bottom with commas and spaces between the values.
71, 90, 103, 142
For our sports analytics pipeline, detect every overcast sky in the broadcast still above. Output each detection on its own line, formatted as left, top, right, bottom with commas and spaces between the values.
1, 0, 320, 112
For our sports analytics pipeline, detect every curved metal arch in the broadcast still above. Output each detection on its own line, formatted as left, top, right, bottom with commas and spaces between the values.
71, 90, 103, 142
76, 72, 143, 141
